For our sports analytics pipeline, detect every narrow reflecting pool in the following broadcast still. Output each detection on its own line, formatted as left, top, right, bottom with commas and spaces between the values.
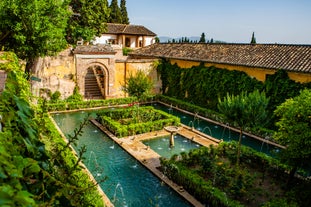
52, 111, 192, 207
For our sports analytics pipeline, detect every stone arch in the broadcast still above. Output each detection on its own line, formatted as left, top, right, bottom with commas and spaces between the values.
83, 62, 109, 99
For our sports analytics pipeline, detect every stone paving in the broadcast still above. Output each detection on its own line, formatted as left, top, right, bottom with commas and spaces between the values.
90, 119, 220, 207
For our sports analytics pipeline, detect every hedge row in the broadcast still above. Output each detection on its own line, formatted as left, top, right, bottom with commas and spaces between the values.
97, 106, 180, 137
45, 97, 138, 111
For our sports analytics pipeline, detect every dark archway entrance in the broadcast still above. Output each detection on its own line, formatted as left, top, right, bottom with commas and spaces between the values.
84, 66, 105, 99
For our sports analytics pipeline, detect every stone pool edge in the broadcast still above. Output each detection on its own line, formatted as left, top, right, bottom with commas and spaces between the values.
90, 119, 219, 207
48, 114, 114, 207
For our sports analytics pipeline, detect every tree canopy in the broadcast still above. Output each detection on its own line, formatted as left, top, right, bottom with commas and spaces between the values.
109, 0, 122, 23
274, 89, 311, 183
120, 0, 130, 24
66, 0, 110, 44
218, 90, 269, 166
250, 32, 256, 44
199, 32, 206, 43
0, 0, 70, 73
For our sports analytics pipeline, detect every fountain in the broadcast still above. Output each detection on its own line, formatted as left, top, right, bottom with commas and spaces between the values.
113, 183, 127, 207
52, 112, 192, 207
143, 134, 201, 159
202, 126, 213, 137
164, 126, 179, 147
188, 121, 194, 130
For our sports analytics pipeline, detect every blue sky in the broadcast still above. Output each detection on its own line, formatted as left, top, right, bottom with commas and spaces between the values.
123, 0, 311, 44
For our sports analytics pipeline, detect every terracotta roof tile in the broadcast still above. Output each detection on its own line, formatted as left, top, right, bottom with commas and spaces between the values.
130, 43, 311, 73
106, 23, 156, 36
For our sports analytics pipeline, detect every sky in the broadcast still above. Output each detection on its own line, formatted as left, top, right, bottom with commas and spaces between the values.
123, 0, 311, 44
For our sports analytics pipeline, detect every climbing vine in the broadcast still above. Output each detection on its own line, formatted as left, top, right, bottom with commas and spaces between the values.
157, 59, 311, 129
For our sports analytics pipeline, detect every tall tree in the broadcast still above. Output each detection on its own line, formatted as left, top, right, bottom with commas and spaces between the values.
199, 32, 206, 43
274, 89, 311, 186
0, 0, 70, 74
67, 0, 110, 44
250, 32, 256, 44
109, 0, 122, 23
218, 90, 269, 167
120, 0, 130, 24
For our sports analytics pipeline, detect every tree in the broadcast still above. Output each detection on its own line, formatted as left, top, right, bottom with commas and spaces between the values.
0, 0, 70, 74
120, 0, 130, 24
218, 90, 269, 167
199, 32, 206, 43
274, 89, 311, 185
66, 0, 110, 44
122, 70, 153, 100
250, 32, 256, 44
109, 0, 122, 23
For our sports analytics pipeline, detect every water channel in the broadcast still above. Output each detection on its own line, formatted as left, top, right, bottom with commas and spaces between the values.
51, 102, 283, 206
52, 111, 193, 207
150, 102, 281, 155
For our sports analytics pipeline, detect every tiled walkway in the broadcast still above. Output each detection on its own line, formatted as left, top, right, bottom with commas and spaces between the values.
90, 119, 220, 207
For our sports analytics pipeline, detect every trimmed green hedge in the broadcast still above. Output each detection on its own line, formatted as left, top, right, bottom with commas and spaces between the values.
97, 106, 180, 137
45, 97, 138, 111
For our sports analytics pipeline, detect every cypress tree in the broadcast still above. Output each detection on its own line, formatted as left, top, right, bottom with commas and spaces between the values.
199, 32, 206, 43
251, 32, 256, 44
120, 0, 129, 24
109, 0, 122, 23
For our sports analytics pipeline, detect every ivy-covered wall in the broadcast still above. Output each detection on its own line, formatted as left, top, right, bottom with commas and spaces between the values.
157, 59, 311, 128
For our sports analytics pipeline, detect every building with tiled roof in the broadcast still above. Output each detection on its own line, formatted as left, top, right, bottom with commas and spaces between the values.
92, 23, 157, 48
130, 43, 311, 83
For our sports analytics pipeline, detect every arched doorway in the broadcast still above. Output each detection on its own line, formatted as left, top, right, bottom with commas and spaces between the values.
84, 65, 105, 99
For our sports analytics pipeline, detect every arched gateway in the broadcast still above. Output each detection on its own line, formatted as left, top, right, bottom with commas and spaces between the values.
73, 45, 117, 99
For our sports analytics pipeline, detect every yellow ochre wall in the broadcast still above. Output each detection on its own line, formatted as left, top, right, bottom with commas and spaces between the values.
114, 59, 160, 97
170, 59, 311, 83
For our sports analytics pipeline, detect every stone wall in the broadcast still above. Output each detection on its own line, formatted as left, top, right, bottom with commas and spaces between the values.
31, 48, 76, 99
30, 46, 160, 100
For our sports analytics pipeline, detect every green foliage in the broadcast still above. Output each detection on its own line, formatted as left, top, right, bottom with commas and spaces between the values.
66, 85, 84, 102
199, 32, 206, 43
250, 32, 256, 44
0, 0, 70, 73
50, 90, 62, 103
157, 60, 262, 110
274, 89, 311, 182
109, 0, 122, 23
0, 52, 104, 206
122, 70, 154, 101
97, 106, 180, 137
122, 47, 133, 55
218, 90, 269, 166
156, 60, 311, 130
218, 90, 269, 128
45, 96, 139, 111
160, 142, 303, 206
120, 0, 130, 24
67, 0, 110, 44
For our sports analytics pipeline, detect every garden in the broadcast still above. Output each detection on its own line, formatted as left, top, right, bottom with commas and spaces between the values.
96, 105, 180, 137
1, 52, 311, 207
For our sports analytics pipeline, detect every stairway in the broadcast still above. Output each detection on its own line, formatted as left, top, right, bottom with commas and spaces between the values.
84, 69, 103, 99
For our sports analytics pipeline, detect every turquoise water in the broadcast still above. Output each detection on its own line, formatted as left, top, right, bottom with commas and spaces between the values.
150, 103, 280, 156
143, 135, 201, 159
52, 111, 192, 207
